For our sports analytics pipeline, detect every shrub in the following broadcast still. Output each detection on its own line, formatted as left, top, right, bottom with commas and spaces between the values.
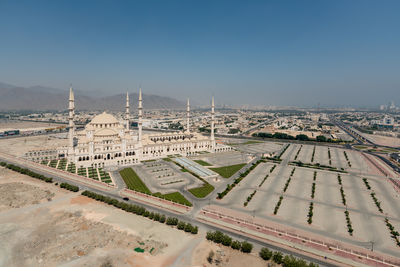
191, 226, 198, 234
206, 231, 215, 241
60, 182, 79, 192
160, 214, 166, 223
166, 217, 178, 225
177, 221, 186, 230
259, 247, 273, 260
153, 213, 160, 221
184, 223, 193, 232
240, 241, 253, 253
231, 240, 241, 250
221, 235, 232, 246
272, 251, 283, 264
213, 231, 224, 243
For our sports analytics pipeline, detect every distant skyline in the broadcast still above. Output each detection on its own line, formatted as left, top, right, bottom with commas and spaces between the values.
1, 0, 399, 107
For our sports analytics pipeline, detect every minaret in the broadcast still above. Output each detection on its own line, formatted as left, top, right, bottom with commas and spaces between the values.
125, 91, 130, 131
211, 96, 216, 151
186, 98, 190, 134
68, 86, 75, 158
138, 88, 143, 143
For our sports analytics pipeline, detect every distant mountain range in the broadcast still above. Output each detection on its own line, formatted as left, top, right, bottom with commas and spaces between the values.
0, 82, 185, 111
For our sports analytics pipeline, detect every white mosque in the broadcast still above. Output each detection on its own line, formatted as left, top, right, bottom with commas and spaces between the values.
56, 87, 230, 168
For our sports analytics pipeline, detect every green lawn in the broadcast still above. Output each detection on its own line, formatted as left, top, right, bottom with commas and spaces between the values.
153, 192, 192, 206
119, 168, 151, 194
210, 163, 246, 178
189, 183, 214, 198
194, 159, 212, 166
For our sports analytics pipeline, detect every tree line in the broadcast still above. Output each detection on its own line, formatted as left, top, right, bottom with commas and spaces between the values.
81, 190, 198, 234
252, 132, 343, 143
0, 161, 53, 183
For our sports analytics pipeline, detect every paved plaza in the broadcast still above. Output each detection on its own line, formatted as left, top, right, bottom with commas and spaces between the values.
131, 160, 203, 194
193, 150, 251, 167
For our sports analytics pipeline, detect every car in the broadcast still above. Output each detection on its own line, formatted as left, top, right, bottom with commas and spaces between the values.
122, 197, 129, 201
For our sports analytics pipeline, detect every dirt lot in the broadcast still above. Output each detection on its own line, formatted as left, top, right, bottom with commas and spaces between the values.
191, 240, 270, 267
0, 167, 59, 211
0, 166, 271, 267
0, 182, 54, 211
0, 167, 170, 267
0, 134, 67, 157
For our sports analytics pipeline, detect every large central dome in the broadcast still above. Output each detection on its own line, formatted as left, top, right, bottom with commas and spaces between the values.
90, 112, 119, 125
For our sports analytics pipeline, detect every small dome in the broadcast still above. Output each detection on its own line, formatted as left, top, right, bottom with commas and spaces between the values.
90, 112, 119, 125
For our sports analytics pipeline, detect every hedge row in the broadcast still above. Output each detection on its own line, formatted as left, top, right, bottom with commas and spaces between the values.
385, 217, 400, 247
270, 165, 277, 173
344, 210, 354, 235
311, 183, 316, 199
362, 177, 384, 213
60, 182, 79, 192
277, 144, 290, 159
343, 151, 351, 167
328, 148, 332, 165
294, 145, 303, 161
337, 175, 347, 206
311, 146, 316, 162
283, 168, 296, 193
243, 190, 257, 207
259, 247, 318, 266
307, 202, 314, 224
370, 192, 383, 213
274, 195, 284, 215
217, 159, 265, 199
290, 161, 346, 173
0, 162, 53, 183
259, 165, 276, 187
81, 190, 198, 234
206, 231, 252, 253
362, 178, 371, 190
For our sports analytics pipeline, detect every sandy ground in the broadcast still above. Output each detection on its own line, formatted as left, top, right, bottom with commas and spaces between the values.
0, 167, 60, 211
0, 134, 67, 157
0, 120, 65, 131
0, 166, 268, 267
190, 240, 269, 267
0, 167, 174, 267
363, 133, 400, 148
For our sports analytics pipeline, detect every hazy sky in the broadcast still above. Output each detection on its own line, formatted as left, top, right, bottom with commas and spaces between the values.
1, 0, 399, 107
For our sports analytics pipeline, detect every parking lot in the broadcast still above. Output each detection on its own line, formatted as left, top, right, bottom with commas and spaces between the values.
215, 143, 400, 257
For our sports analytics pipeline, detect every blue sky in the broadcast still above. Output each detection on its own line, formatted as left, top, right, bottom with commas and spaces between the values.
1, 0, 399, 107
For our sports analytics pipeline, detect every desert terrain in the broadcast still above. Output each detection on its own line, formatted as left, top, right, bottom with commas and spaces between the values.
0, 166, 269, 267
